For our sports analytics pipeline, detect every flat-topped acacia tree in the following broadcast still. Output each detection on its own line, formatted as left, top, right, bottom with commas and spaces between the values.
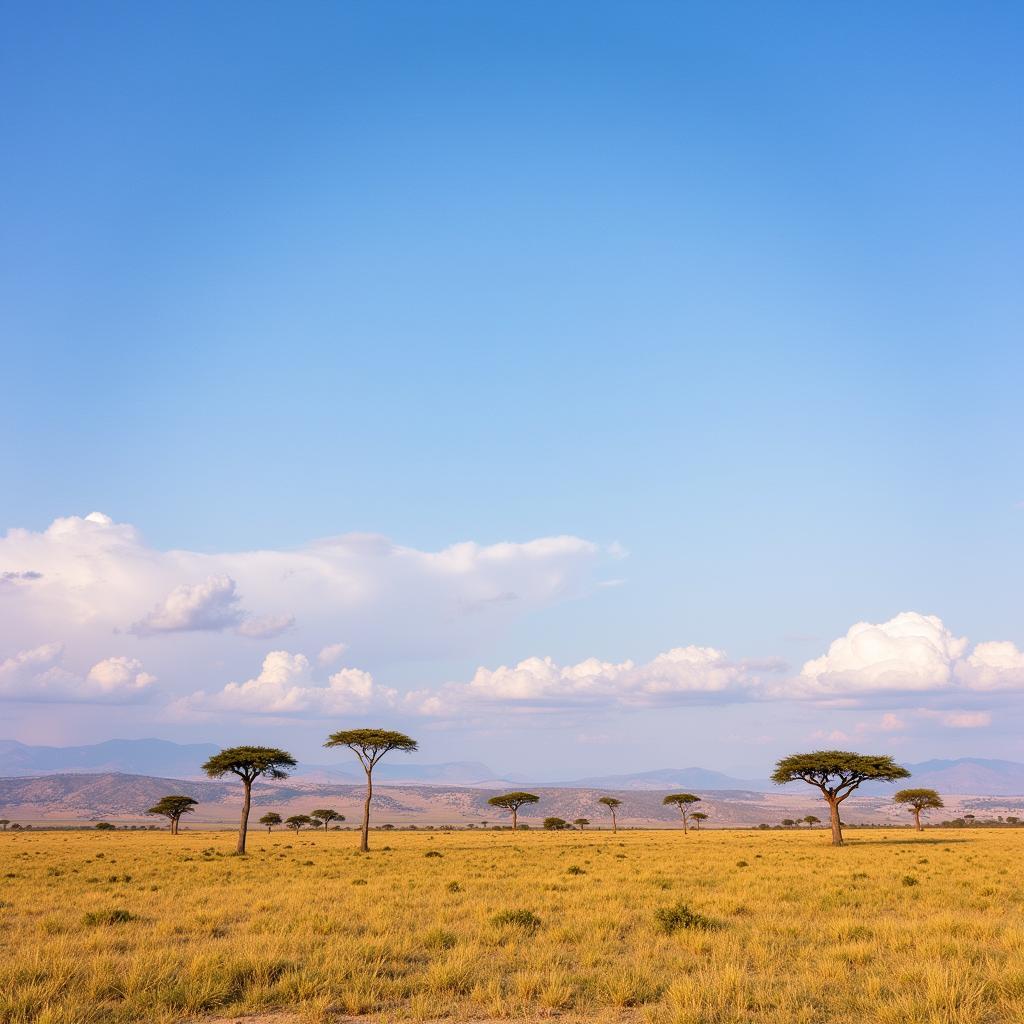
772, 750, 910, 846
259, 812, 282, 833
310, 808, 344, 831
663, 793, 701, 833
202, 746, 297, 854
691, 811, 709, 831
145, 795, 197, 834
324, 729, 418, 852
487, 792, 540, 832
894, 788, 944, 831
598, 796, 622, 833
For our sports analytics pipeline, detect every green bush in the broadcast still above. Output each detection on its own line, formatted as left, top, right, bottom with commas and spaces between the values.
492, 909, 541, 931
654, 902, 714, 934
82, 908, 137, 926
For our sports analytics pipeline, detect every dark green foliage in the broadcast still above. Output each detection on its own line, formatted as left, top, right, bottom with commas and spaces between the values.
492, 909, 541, 931
83, 908, 137, 926
654, 902, 714, 934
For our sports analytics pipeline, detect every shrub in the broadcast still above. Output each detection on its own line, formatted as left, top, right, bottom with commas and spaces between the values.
492, 909, 541, 931
654, 902, 714, 934
566, 865, 586, 875
82, 908, 137, 926
446, 881, 462, 893
424, 850, 443, 858
902, 875, 920, 887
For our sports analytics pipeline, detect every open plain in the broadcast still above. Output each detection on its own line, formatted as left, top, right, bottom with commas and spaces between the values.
2, 827, 1022, 1024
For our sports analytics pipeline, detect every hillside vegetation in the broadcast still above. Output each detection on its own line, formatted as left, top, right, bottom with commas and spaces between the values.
2, 828, 1022, 1023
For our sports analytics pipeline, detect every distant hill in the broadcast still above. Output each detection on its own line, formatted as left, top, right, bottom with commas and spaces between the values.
2, 770, 1020, 828
898, 758, 1024, 796
0, 739, 219, 779
549, 766, 771, 792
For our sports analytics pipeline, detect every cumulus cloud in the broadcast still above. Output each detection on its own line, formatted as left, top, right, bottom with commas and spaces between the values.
791, 612, 969, 697
132, 574, 245, 634
181, 650, 395, 716
0, 643, 155, 703
0, 514, 604, 690
318, 642, 348, 666
955, 641, 1024, 692
407, 645, 759, 716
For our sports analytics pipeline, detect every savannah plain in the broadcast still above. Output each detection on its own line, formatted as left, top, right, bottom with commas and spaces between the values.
3, 826, 1022, 1024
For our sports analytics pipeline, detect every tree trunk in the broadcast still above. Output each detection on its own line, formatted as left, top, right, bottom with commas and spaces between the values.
512, 808, 518, 832
611, 810, 617, 834
914, 808, 922, 832
680, 809, 688, 834
361, 766, 373, 852
827, 797, 843, 846
237, 779, 251, 854
171, 817, 177, 835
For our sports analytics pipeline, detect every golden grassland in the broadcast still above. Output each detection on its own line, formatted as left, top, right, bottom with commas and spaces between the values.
1, 827, 1022, 1024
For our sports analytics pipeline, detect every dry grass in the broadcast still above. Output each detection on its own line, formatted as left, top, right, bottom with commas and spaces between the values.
1, 827, 1022, 1023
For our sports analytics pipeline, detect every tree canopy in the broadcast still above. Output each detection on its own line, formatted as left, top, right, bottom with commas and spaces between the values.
598, 796, 621, 808
894, 788, 944, 811
201, 746, 297, 782
487, 792, 540, 812
310, 808, 344, 829
146, 795, 197, 833
323, 729, 418, 771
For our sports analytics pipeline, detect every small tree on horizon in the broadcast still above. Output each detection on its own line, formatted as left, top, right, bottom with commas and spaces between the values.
771, 750, 910, 846
202, 746, 297, 855
0, 819, 9, 831
544, 816, 569, 830
323, 729, 418, 852
487, 792, 540, 832
259, 812, 282, 833
597, 796, 622, 833
663, 793, 701, 833
310, 808, 345, 831
803, 815, 821, 828
146, 795, 198, 834
285, 814, 311, 832
691, 811, 709, 831
573, 818, 590, 830
894, 788, 944, 831
781, 818, 796, 828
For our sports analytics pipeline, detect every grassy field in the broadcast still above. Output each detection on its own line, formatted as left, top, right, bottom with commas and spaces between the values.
2, 827, 1022, 1024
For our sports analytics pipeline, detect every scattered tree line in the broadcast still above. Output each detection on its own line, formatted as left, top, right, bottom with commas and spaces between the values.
8, 741, 1004, 850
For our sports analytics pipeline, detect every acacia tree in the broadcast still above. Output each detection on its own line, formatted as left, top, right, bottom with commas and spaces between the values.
310, 808, 345, 832
285, 814, 311, 832
894, 788, 944, 831
691, 811, 709, 831
771, 750, 910, 847
663, 793, 701, 833
598, 796, 622, 833
803, 815, 821, 828
145, 795, 197, 835
544, 817, 569, 830
574, 818, 590, 830
487, 792, 540, 832
202, 746, 297, 854
324, 729, 418, 852
259, 812, 282, 833
0, 820, 9, 831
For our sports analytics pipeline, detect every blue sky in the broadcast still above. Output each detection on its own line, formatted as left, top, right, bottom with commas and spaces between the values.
1, 4, 1022, 775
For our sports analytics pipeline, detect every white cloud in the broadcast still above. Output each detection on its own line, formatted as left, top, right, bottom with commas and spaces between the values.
792, 612, 968, 697
132, 574, 245, 634
407, 645, 757, 716
0, 643, 155, 703
955, 641, 1024, 692
181, 650, 395, 716
235, 613, 295, 639
318, 642, 348, 666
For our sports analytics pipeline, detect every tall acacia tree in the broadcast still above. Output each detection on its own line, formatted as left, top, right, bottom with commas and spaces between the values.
145, 795, 197, 834
663, 793, 701, 833
202, 746, 297, 854
771, 750, 910, 846
893, 788, 944, 831
487, 792, 540, 832
324, 729, 418, 852
598, 796, 622, 833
